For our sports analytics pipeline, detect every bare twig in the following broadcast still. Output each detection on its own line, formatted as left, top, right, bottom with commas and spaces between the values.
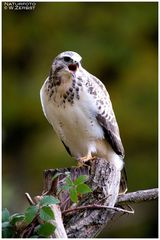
62, 204, 134, 215
25, 193, 35, 206
117, 188, 158, 205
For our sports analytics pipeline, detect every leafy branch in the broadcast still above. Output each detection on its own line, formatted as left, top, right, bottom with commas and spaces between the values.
2, 195, 59, 238
2, 173, 92, 238
59, 174, 92, 203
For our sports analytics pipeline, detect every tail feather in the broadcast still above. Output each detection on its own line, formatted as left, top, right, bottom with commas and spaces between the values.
119, 167, 128, 194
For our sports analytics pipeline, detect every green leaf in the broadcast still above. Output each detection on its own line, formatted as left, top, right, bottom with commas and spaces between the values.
2, 222, 14, 238
74, 175, 88, 185
2, 208, 10, 222
77, 183, 92, 194
37, 222, 56, 237
69, 188, 78, 203
2, 222, 10, 228
25, 205, 38, 224
65, 176, 74, 187
57, 184, 71, 194
40, 206, 54, 221
39, 195, 60, 206
10, 213, 25, 225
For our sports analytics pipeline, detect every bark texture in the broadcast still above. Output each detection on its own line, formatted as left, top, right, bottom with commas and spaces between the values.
43, 158, 121, 238
21, 157, 158, 238
117, 188, 158, 205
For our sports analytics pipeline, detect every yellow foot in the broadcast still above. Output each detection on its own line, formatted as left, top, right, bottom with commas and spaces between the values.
77, 155, 96, 167
77, 159, 88, 168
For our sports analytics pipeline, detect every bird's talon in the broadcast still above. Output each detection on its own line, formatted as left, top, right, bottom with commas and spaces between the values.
76, 155, 97, 168
77, 160, 88, 168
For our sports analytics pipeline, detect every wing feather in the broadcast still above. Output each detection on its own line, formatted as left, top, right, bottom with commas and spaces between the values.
61, 140, 72, 157
86, 72, 125, 158
96, 114, 125, 158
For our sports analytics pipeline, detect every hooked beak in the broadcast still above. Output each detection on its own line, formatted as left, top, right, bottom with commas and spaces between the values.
68, 62, 79, 72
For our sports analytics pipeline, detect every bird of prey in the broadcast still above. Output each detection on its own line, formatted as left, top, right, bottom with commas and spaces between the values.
40, 51, 127, 193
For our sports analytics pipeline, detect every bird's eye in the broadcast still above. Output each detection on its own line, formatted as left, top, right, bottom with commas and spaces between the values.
63, 56, 71, 62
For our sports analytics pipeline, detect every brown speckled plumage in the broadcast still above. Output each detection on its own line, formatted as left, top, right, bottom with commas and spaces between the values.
40, 51, 127, 193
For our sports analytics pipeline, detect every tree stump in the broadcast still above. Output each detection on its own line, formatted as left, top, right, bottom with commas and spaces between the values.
43, 158, 121, 238
22, 157, 157, 238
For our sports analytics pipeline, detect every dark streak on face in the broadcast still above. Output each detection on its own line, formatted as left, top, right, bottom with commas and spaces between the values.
54, 66, 64, 74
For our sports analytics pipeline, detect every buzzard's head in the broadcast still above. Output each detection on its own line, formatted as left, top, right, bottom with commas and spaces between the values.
52, 51, 82, 75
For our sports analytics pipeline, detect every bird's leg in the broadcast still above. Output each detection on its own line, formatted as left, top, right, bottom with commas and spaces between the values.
77, 159, 88, 168
77, 153, 96, 167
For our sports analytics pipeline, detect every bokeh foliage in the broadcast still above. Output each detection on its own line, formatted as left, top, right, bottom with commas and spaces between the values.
2, 2, 158, 238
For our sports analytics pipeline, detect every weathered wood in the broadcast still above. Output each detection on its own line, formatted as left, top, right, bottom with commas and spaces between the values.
19, 158, 158, 238
117, 188, 158, 205
43, 158, 121, 238
49, 204, 68, 238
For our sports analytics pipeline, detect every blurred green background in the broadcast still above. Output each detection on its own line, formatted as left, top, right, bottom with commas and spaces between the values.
2, 2, 158, 238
